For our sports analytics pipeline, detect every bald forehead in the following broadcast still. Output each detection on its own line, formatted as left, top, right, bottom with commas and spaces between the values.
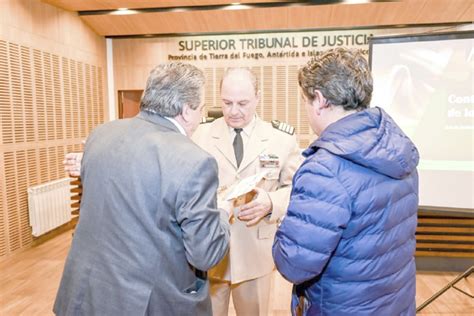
220, 68, 258, 95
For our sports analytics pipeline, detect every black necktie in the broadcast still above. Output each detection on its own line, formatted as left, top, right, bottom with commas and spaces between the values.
233, 128, 243, 168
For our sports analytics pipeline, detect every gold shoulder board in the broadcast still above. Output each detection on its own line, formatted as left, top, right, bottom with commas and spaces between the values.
271, 120, 295, 135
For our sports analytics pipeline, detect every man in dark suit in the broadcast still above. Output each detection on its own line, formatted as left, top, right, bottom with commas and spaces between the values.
54, 62, 230, 316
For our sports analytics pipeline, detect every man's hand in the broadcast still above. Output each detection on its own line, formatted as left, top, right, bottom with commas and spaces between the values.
238, 187, 272, 226
63, 152, 83, 177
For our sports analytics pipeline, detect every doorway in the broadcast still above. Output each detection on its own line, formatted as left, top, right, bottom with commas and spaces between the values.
118, 90, 143, 119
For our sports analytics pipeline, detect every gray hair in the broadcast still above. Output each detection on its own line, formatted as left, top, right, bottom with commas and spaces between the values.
298, 47, 373, 111
220, 67, 259, 96
140, 62, 205, 116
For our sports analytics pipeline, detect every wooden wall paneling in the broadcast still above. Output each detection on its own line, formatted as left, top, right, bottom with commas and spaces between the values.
262, 66, 272, 123
270, 66, 277, 123
287, 65, 298, 134
93, 65, 102, 127
203, 67, 214, 115
70, 60, 80, 139
0, 40, 8, 144
275, 65, 286, 123
416, 211, 474, 258
31, 0, 61, 41
57, 146, 66, 179
15, 150, 32, 248
77, 62, 87, 139
0, 163, 6, 257
48, 146, 58, 180
249, 66, 261, 118
97, 67, 105, 123
26, 149, 39, 187
417, 243, 474, 250
299, 138, 309, 149
4, 41, 35, 252
9, 43, 24, 145
0, 0, 107, 258
39, 147, 48, 184
66, 144, 74, 156
118, 91, 141, 119
53, 54, 63, 140
73, 143, 82, 152
416, 226, 474, 234
43, 52, 55, 142
4, 152, 20, 252
1, 41, 13, 145
85, 64, 93, 134
33, 49, 46, 142
91, 65, 99, 128
21, 46, 35, 144
415, 234, 474, 242
62, 57, 73, 139
415, 251, 474, 258
0, 145, 6, 257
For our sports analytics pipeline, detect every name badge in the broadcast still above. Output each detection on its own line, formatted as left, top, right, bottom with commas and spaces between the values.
259, 154, 280, 168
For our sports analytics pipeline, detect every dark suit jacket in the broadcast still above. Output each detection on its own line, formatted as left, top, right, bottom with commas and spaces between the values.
54, 111, 229, 315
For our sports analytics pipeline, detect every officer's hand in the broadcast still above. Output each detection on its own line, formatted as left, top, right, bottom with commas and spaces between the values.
238, 187, 272, 226
63, 152, 83, 177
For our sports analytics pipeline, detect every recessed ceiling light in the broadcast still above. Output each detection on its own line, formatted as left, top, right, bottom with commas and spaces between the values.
342, 0, 371, 3
112, 8, 138, 15
227, 3, 250, 10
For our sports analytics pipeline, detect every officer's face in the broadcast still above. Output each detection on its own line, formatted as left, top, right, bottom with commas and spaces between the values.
220, 72, 259, 129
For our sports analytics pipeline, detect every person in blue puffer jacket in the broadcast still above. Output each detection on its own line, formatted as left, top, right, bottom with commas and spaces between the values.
272, 47, 419, 316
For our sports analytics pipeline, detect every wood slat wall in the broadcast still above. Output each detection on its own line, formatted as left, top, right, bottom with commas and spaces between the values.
416, 210, 474, 258
0, 39, 106, 258
0, 0, 107, 259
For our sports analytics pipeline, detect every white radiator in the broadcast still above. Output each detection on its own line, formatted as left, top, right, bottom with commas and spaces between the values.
28, 178, 72, 237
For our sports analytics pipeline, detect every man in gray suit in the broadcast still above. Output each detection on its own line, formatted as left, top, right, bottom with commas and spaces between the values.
54, 62, 230, 316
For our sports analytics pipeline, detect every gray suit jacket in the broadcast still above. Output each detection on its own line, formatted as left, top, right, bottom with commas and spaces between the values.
54, 111, 230, 316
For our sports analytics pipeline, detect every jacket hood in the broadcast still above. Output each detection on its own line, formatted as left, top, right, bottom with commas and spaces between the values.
304, 107, 419, 179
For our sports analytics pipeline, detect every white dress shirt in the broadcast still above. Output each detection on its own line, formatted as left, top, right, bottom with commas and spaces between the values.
164, 116, 187, 136
227, 116, 256, 149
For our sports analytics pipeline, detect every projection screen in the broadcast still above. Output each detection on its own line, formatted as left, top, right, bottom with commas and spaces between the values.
369, 31, 473, 211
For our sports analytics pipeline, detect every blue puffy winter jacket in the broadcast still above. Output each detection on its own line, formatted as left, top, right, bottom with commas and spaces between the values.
273, 107, 419, 316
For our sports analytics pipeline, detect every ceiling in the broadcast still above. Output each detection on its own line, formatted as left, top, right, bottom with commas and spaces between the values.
42, 0, 473, 37
42, 0, 296, 11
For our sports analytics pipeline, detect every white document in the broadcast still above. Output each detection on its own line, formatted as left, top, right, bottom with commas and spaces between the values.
224, 171, 267, 201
